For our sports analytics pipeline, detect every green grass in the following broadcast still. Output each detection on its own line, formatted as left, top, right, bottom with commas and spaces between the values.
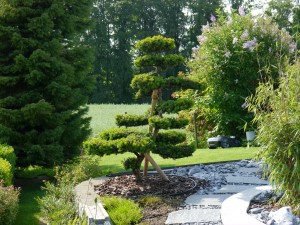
88, 104, 149, 136
100, 147, 259, 174
15, 180, 45, 225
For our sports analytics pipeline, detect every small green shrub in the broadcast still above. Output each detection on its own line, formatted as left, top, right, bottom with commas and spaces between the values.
156, 131, 186, 144
131, 73, 165, 98
138, 196, 163, 208
99, 127, 141, 140
100, 196, 143, 225
157, 98, 194, 114
0, 144, 16, 171
149, 116, 189, 129
38, 154, 103, 224
15, 165, 55, 179
0, 158, 13, 186
67, 155, 104, 183
115, 114, 149, 127
0, 181, 20, 225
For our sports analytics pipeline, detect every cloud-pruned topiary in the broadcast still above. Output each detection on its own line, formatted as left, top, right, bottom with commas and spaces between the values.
84, 36, 198, 182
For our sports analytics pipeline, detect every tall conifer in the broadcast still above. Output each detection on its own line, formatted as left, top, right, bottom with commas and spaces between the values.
0, 0, 94, 166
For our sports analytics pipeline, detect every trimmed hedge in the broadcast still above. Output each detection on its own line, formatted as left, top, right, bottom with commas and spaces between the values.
156, 131, 186, 144
0, 144, 16, 172
148, 116, 189, 129
115, 114, 149, 127
0, 182, 20, 225
131, 73, 165, 98
99, 127, 142, 140
0, 158, 13, 186
136, 35, 175, 53
134, 54, 185, 70
84, 134, 154, 156
165, 76, 201, 90
153, 142, 195, 159
157, 98, 194, 113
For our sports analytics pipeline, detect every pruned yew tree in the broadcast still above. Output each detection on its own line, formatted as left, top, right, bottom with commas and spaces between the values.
0, 1, 94, 166
84, 36, 200, 182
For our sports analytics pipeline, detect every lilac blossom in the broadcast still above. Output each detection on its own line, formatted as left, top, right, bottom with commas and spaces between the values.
233, 37, 238, 45
241, 103, 247, 109
210, 14, 216, 22
227, 17, 233, 25
224, 51, 231, 58
197, 35, 207, 44
201, 23, 210, 33
192, 46, 199, 52
238, 6, 245, 16
289, 43, 297, 53
240, 30, 249, 39
243, 38, 257, 52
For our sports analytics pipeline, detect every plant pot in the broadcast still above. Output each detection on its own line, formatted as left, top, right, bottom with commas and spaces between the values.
246, 131, 255, 142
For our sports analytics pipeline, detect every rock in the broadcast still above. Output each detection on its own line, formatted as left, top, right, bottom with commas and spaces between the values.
188, 166, 203, 176
249, 207, 263, 214
269, 207, 295, 225
266, 219, 276, 225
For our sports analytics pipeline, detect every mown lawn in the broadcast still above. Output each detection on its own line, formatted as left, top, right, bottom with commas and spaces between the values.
100, 147, 259, 174
88, 104, 149, 135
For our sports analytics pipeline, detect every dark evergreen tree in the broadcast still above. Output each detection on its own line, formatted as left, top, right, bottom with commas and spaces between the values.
0, 0, 94, 166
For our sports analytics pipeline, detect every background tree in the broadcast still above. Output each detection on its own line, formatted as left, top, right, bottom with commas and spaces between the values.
0, 0, 94, 166
88, 0, 221, 103
84, 36, 198, 182
188, 12, 295, 136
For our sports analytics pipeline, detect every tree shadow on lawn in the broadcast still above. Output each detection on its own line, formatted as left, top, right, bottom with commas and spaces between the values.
14, 178, 46, 225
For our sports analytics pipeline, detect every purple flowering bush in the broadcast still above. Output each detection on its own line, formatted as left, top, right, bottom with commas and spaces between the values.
188, 11, 295, 136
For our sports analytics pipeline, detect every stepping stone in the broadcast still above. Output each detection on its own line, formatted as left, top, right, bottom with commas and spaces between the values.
237, 167, 260, 174
165, 208, 221, 224
226, 175, 269, 185
185, 194, 231, 206
214, 185, 256, 194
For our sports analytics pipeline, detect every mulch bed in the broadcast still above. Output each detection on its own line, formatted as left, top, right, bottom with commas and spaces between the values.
94, 174, 210, 225
94, 174, 209, 198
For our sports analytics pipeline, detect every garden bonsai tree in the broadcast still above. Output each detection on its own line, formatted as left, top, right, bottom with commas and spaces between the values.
84, 35, 199, 182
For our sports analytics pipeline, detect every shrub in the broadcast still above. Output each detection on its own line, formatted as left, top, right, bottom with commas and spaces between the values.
14, 165, 55, 179
247, 61, 300, 214
100, 196, 142, 225
0, 144, 16, 171
138, 196, 163, 208
37, 155, 103, 224
0, 158, 13, 186
0, 181, 20, 225
189, 11, 295, 136
115, 114, 149, 127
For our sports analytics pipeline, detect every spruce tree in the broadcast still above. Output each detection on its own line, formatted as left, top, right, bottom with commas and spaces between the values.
0, 1, 94, 166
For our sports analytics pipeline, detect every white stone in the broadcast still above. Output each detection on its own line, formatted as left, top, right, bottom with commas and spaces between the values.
269, 207, 295, 225
226, 175, 269, 185
221, 185, 272, 225
165, 209, 221, 224
237, 167, 260, 174
185, 194, 231, 206
215, 185, 257, 194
